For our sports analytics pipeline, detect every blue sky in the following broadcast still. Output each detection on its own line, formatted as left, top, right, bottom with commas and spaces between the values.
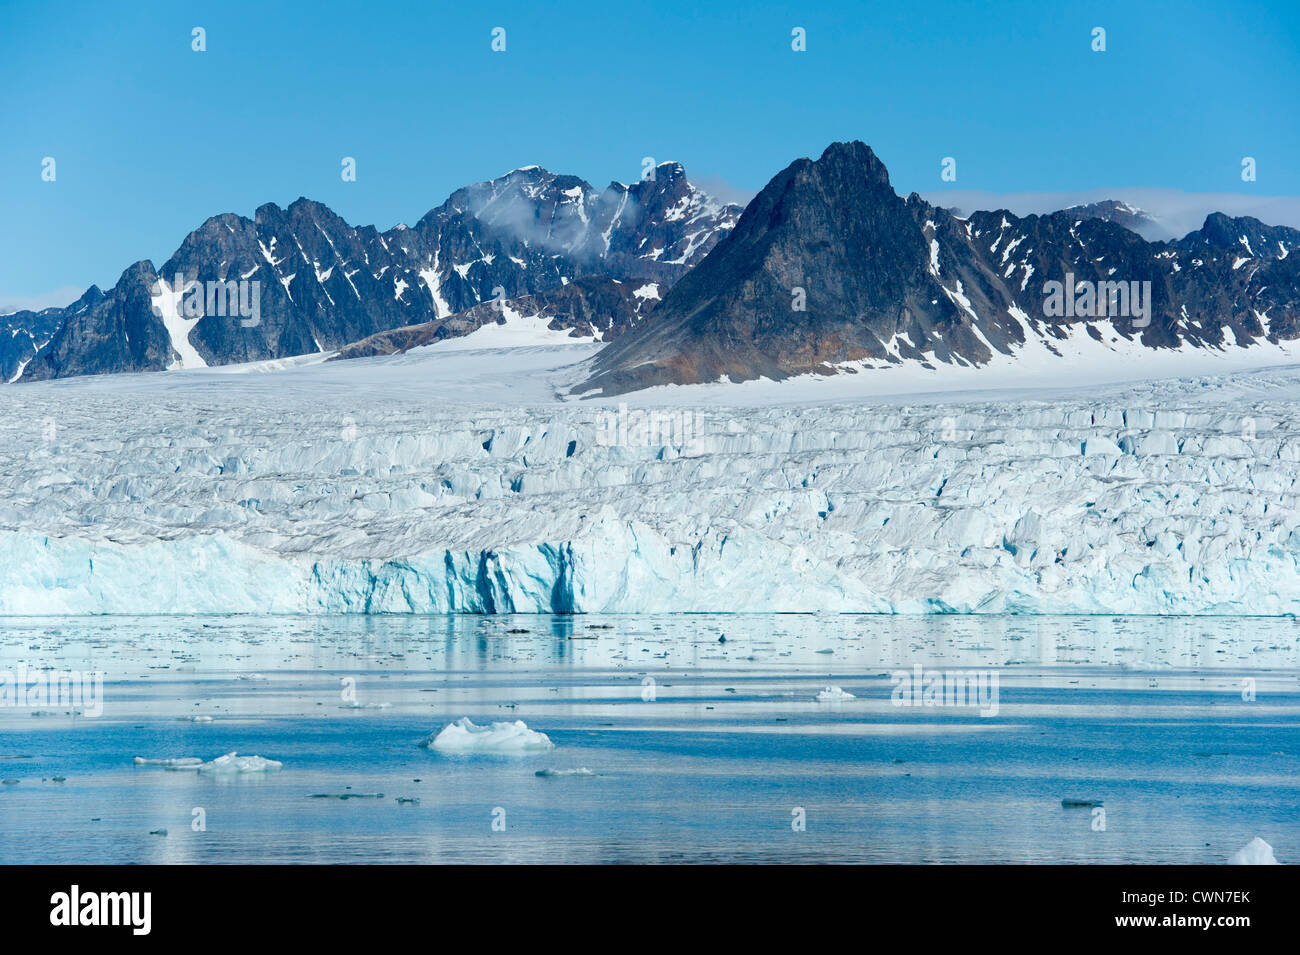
2, 0, 1298, 307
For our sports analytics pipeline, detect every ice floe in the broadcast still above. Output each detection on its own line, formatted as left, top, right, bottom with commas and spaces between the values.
196, 752, 283, 774
816, 686, 856, 701
133, 757, 202, 769
535, 767, 593, 777
422, 717, 555, 753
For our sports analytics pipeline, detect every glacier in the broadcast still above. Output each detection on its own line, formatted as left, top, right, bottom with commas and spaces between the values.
4, 341, 1300, 615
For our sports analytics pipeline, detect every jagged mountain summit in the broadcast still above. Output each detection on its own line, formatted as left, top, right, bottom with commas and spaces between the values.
943, 198, 1167, 241
0, 286, 102, 383
575, 141, 1300, 397
17, 162, 740, 382
1062, 200, 1170, 241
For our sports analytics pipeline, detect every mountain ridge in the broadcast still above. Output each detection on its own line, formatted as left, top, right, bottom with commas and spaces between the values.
15, 162, 741, 382
575, 141, 1300, 397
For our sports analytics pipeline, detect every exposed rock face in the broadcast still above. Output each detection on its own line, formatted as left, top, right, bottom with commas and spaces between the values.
17, 164, 739, 382
575, 141, 1300, 397
0, 285, 102, 383
1063, 200, 1168, 241
25, 264, 175, 381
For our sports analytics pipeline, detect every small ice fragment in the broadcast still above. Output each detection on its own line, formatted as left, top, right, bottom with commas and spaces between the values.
180, 715, 213, 723
535, 767, 594, 777
816, 686, 855, 701
133, 757, 203, 769
309, 792, 384, 799
421, 717, 554, 753
197, 752, 282, 774
1228, 837, 1281, 865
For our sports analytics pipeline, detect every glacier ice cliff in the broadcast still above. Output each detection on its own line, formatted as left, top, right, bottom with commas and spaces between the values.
3, 348, 1300, 615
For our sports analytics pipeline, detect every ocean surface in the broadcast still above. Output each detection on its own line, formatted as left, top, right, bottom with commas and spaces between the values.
0, 614, 1296, 864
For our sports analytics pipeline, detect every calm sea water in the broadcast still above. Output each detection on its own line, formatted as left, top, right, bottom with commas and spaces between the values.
0, 614, 1296, 864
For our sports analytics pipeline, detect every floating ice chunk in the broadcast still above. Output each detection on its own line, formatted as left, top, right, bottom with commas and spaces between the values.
816, 686, 855, 701
1228, 837, 1281, 865
197, 752, 283, 774
309, 792, 383, 799
133, 757, 202, 769
179, 715, 213, 723
422, 717, 554, 753
535, 767, 593, 777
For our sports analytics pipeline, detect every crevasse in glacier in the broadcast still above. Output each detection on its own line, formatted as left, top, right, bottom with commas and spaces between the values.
3, 350, 1299, 615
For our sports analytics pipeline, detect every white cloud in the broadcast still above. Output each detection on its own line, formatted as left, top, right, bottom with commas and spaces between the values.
923, 188, 1300, 241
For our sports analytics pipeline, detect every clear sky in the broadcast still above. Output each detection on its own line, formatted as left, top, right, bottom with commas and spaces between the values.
2, 0, 1298, 306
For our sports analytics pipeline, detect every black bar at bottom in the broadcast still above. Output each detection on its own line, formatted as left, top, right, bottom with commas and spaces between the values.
0, 864, 1289, 941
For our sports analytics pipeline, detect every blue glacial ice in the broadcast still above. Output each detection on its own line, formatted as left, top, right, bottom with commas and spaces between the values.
3, 345, 1300, 615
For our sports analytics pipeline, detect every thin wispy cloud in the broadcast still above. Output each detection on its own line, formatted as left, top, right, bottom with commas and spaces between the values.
0, 285, 85, 316
924, 188, 1300, 241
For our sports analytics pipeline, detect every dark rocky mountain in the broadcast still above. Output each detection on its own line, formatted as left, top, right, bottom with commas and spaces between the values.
17, 163, 739, 382
943, 198, 1168, 240
575, 141, 1300, 396
1062, 199, 1169, 241
0, 286, 102, 383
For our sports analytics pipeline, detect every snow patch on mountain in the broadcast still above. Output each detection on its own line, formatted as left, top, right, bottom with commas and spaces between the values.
150, 276, 208, 370
421, 303, 598, 352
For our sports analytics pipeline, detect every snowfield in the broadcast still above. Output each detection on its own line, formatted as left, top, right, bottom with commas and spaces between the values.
4, 340, 1300, 614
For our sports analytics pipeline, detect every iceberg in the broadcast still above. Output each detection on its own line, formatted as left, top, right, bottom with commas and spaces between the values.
1228, 837, 1281, 865
816, 686, 856, 701
196, 752, 283, 774
422, 717, 555, 753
